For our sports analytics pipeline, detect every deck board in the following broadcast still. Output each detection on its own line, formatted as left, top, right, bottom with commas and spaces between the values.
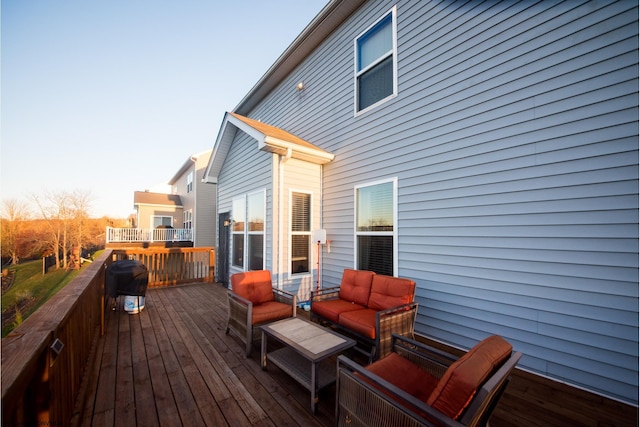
76, 283, 637, 427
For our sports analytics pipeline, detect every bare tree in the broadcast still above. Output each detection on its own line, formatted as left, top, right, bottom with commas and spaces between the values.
32, 191, 70, 269
0, 199, 31, 265
68, 190, 93, 268
31, 190, 94, 270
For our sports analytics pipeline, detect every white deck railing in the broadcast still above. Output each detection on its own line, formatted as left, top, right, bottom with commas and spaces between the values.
106, 227, 193, 243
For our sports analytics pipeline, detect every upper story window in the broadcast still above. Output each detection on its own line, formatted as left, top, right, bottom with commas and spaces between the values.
291, 192, 311, 275
232, 190, 265, 271
355, 178, 397, 276
187, 172, 194, 193
355, 7, 397, 114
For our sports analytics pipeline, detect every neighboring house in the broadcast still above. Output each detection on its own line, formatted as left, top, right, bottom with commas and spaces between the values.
109, 149, 216, 247
133, 191, 183, 230
168, 149, 216, 247
203, 0, 638, 405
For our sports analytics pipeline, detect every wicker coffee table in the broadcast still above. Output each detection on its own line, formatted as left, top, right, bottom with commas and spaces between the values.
260, 317, 356, 413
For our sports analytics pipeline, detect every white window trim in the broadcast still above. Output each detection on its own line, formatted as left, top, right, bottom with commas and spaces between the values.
353, 5, 398, 117
151, 215, 173, 227
353, 177, 398, 276
231, 190, 266, 272
289, 190, 313, 279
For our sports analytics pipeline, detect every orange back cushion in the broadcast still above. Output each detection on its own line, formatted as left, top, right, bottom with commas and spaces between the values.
367, 275, 416, 311
230, 270, 275, 304
427, 335, 513, 419
338, 269, 375, 306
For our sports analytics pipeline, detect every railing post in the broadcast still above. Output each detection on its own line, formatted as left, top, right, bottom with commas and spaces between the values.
209, 249, 215, 282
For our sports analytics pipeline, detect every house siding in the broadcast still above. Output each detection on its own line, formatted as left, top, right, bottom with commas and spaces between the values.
282, 158, 323, 300
217, 131, 274, 275
226, 0, 638, 403
194, 153, 216, 247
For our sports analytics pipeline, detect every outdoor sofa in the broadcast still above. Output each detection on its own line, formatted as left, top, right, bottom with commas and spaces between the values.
310, 269, 417, 361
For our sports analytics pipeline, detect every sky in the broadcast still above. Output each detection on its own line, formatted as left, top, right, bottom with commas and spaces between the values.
1, 0, 329, 219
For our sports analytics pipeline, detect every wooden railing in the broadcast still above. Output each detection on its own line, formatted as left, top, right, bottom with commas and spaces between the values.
112, 247, 215, 286
1, 250, 111, 427
106, 226, 193, 243
1, 247, 215, 427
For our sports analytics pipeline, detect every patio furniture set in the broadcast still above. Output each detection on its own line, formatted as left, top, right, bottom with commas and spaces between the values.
225, 269, 522, 426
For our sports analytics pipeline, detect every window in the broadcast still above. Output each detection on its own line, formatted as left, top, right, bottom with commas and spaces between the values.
232, 191, 265, 270
187, 172, 193, 193
183, 210, 192, 229
355, 178, 397, 276
291, 192, 311, 275
247, 191, 265, 271
153, 216, 173, 228
355, 7, 397, 114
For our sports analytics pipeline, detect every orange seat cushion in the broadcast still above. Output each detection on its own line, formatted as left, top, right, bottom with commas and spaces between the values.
427, 335, 513, 419
311, 299, 366, 323
338, 269, 375, 306
338, 308, 377, 339
367, 275, 415, 311
251, 301, 292, 325
366, 352, 439, 402
231, 270, 275, 304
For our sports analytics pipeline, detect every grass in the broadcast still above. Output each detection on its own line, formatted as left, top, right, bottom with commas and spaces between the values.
1, 256, 99, 337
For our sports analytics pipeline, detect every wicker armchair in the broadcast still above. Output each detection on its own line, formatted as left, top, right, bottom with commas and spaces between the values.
226, 270, 296, 357
336, 334, 522, 427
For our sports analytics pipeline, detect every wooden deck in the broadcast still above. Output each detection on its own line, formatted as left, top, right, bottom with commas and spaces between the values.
75, 283, 638, 427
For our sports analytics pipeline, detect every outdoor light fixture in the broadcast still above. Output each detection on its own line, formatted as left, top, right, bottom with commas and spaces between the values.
296, 82, 305, 91
50, 338, 64, 366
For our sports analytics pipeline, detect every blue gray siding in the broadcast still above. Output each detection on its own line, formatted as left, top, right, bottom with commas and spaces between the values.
217, 131, 274, 275
232, 0, 638, 403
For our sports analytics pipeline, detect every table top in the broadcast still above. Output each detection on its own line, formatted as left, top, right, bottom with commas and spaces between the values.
261, 317, 356, 361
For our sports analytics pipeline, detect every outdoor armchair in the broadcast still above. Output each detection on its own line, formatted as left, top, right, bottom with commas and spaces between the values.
226, 270, 296, 357
336, 334, 522, 427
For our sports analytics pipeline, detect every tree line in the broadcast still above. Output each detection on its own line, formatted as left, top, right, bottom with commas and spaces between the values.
1, 190, 128, 270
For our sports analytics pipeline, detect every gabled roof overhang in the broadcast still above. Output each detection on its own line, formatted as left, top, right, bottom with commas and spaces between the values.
203, 112, 334, 184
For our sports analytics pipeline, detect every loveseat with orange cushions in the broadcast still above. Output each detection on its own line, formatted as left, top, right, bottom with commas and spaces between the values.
310, 269, 418, 361
336, 334, 522, 427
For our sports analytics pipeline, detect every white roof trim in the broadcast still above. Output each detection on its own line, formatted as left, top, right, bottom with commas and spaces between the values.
203, 112, 334, 183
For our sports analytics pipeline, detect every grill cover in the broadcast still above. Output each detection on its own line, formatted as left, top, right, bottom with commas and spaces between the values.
106, 260, 148, 298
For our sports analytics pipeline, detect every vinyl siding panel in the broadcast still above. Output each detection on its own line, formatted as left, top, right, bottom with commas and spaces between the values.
231, 0, 638, 403
195, 152, 216, 247
217, 131, 274, 274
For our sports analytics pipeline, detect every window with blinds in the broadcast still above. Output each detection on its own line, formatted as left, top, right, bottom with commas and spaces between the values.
355, 8, 397, 113
355, 179, 396, 276
291, 192, 311, 274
